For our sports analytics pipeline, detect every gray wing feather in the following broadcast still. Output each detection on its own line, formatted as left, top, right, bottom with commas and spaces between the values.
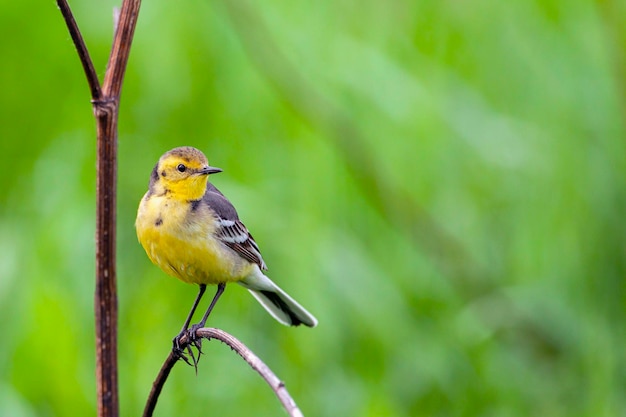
204, 183, 268, 270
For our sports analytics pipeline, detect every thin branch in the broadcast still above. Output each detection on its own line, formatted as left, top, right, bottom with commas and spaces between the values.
56, 0, 102, 99
93, 98, 119, 417
102, 0, 141, 98
143, 328, 304, 417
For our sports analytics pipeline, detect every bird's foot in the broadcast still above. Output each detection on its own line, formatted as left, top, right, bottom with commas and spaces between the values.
172, 331, 199, 369
188, 323, 204, 355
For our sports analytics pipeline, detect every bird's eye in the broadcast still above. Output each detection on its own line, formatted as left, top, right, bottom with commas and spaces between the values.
177, 164, 186, 173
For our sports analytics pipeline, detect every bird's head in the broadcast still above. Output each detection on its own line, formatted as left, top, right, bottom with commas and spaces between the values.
149, 146, 222, 200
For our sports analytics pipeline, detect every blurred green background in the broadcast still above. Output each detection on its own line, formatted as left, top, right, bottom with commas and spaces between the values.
1, 0, 624, 416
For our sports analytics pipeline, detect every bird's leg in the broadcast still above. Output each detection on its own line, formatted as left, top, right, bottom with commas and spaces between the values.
182, 283, 226, 373
188, 283, 226, 349
172, 284, 206, 357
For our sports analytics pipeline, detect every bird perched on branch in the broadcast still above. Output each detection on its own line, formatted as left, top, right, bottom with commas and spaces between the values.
135, 146, 317, 360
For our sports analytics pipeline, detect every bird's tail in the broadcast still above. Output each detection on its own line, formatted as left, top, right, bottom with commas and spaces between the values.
238, 271, 318, 327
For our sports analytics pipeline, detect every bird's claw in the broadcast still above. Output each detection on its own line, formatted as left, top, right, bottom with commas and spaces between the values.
172, 325, 204, 372
188, 324, 204, 354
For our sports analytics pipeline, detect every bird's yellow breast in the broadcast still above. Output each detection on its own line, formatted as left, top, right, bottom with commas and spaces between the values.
135, 192, 253, 285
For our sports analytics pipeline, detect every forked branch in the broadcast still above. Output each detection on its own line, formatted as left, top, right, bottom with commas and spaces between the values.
56, 1, 142, 417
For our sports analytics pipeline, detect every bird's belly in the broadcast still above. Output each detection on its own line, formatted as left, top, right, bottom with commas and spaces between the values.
138, 220, 252, 285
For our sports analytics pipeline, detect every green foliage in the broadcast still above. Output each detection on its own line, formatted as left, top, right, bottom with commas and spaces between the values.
1, 0, 624, 416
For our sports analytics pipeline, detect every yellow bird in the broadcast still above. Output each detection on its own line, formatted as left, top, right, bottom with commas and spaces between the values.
136, 147, 317, 353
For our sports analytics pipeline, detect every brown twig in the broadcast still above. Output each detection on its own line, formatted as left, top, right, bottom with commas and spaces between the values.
102, 0, 141, 98
56, 0, 101, 99
143, 328, 304, 417
56, 1, 142, 416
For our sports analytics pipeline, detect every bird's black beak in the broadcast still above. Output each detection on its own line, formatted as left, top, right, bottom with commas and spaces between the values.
199, 165, 223, 175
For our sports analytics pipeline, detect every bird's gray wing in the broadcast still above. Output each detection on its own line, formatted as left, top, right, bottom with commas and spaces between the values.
203, 183, 268, 270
